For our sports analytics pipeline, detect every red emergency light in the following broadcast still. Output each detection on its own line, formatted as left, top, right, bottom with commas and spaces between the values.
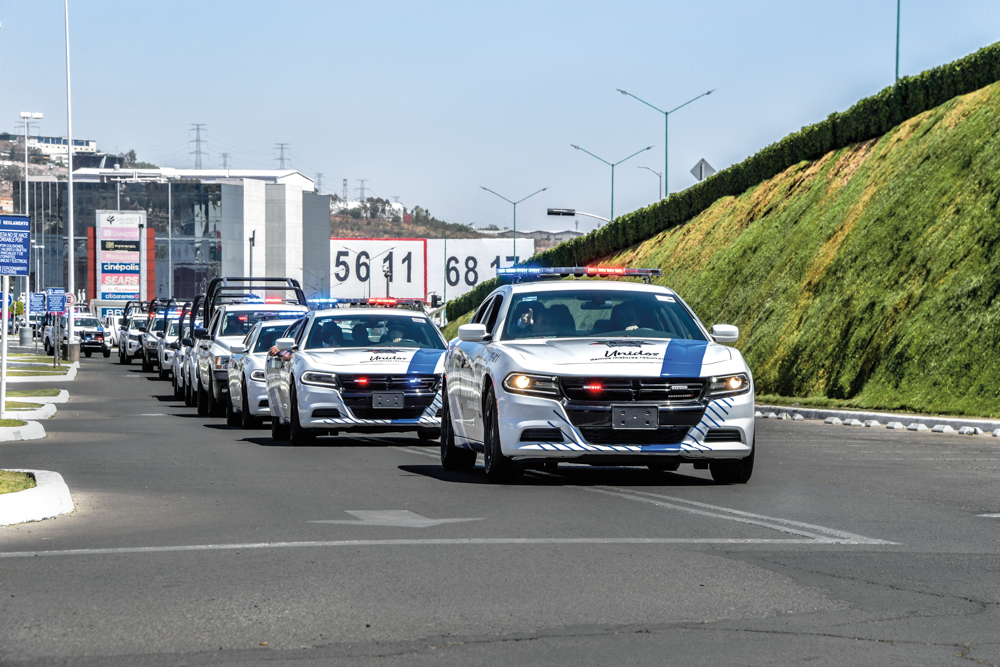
368, 298, 398, 306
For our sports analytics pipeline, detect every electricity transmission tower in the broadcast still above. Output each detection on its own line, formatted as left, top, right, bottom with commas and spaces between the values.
189, 123, 207, 169
316, 173, 324, 193
342, 179, 348, 201
274, 143, 290, 169
392, 196, 401, 203
356, 179, 367, 202
220, 152, 231, 169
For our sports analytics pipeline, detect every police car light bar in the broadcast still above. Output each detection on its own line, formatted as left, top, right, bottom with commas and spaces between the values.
496, 266, 663, 281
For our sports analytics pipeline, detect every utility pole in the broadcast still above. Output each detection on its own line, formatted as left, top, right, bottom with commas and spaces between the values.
316, 173, 323, 194
189, 123, 206, 169
275, 143, 290, 169
220, 152, 231, 169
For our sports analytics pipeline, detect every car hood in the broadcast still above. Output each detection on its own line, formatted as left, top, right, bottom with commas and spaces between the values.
498, 337, 736, 377
297, 347, 446, 375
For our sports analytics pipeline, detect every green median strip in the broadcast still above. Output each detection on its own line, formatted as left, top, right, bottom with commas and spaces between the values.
3, 401, 42, 410
0, 419, 28, 428
9, 388, 60, 398
0, 470, 35, 495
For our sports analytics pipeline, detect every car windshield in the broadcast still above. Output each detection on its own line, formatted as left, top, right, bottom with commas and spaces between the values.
148, 317, 165, 333
166, 322, 179, 336
304, 314, 445, 350
254, 323, 297, 353
221, 310, 304, 337
502, 289, 707, 341
74, 317, 100, 328
129, 318, 147, 332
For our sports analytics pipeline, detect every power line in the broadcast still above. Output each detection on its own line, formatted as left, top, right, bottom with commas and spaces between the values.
274, 143, 290, 169
189, 123, 207, 169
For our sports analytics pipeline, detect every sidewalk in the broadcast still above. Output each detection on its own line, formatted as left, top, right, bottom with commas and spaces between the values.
757, 404, 1000, 433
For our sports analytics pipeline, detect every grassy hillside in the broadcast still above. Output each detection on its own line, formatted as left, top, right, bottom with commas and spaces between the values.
597, 81, 1000, 417
444, 80, 1000, 418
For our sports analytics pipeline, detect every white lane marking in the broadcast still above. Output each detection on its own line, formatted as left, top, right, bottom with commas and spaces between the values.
311, 510, 483, 528
0, 537, 821, 560
396, 447, 891, 545
978, 514, 1000, 518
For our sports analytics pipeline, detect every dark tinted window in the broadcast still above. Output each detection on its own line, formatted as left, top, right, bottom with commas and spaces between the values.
304, 314, 445, 350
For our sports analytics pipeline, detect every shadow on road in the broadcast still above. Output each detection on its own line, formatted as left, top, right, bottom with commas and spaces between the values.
397, 463, 715, 488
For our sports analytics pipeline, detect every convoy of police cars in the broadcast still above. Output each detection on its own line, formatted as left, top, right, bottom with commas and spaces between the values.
82, 267, 755, 484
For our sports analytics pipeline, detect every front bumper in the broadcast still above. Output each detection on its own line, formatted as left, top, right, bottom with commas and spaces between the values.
495, 387, 754, 462
298, 382, 442, 433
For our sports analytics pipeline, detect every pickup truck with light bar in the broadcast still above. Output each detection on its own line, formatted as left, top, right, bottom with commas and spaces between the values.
117, 301, 149, 365
265, 301, 446, 445
193, 277, 309, 417
441, 265, 755, 484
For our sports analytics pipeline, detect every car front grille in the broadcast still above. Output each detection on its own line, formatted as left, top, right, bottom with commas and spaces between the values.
561, 377, 705, 403
348, 406, 428, 420
339, 374, 438, 392
579, 427, 689, 446
565, 406, 704, 429
520, 427, 564, 442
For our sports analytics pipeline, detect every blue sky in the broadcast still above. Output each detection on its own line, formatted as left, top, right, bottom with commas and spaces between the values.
1, 1, 998, 233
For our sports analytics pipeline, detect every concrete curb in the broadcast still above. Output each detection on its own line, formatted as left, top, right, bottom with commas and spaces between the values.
0, 470, 74, 526
10, 389, 69, 404
757, 404, 1000, 433
0, 421, 46, 442
4, 404, 57, 420
6, 362, 78, 384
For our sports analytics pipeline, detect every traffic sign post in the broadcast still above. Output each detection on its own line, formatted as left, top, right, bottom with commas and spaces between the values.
0, 214, 30, 419
29, 293, 45, 354
46, 288, 65, 368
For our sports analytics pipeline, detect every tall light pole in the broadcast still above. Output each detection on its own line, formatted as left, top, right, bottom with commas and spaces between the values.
248, 230, 255, 277
20, 112, 42, 306
571, 144, 652, 221
479, 186, 547, 261
63, 0, 77, 359
617, 88, 714, 198
896, 0, 903, 81
638, 165, 662, 201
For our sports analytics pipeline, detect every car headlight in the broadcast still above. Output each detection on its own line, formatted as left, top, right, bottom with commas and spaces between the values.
502, 373, 560, 397
130, 334, 140, 342
301, 371, 339, 389
213, 355, 232, 370
250, 369, 266, 382
707, 373, 751, 397
146, 339, 158, 348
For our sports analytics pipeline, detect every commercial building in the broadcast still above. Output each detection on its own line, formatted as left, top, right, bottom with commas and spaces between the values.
13, 169, 330, 302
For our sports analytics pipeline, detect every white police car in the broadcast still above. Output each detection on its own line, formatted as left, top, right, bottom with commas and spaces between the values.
441, 266, 755, 484
266, 299, 446, 445
227, 318, 302, 428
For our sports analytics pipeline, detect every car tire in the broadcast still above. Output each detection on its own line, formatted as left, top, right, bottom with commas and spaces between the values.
289, 383, 314, 446
225, 395, 241, 427
271, 412, 290, 442
103, 350, 111, 358
158, 363, 169, 380
241, 382, 260, 429
207, 381, 225, 418
482, 386, 520, 483
184, 377, 195, 407
84, 351, 92, 358
709, 442, 754, 485
142, 354, 152, 372
196, 378, 209, 416
44, 339, 52, 356
440, 392, 476, 471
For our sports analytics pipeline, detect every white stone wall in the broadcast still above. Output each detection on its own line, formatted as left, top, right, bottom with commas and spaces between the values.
220, 179, 266, 278
302, 192, 331, 298
265, 183, 303, 287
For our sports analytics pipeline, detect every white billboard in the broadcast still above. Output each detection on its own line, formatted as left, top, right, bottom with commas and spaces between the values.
328, 237, 535, 302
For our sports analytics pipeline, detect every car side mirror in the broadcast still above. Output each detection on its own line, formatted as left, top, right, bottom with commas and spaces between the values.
230, 343, 246, 355
458, 323, 489, 342
156, 332, 164, 338
181, 337, 193, 347
168, 342, 180, 350
193, 327, 210, 340
711, 324, 739, 343
275, 337, 296, 351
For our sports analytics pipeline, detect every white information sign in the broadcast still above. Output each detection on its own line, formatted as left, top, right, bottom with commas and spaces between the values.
328, 237, 535, 303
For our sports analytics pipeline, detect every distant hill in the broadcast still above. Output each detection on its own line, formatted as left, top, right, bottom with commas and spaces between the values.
330, 212, 487, 240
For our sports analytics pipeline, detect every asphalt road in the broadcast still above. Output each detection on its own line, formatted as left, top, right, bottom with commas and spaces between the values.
1, 357, 1000, 666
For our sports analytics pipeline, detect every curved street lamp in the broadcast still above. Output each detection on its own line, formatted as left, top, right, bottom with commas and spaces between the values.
479, 186, 547, 261
570, 144, 653, 221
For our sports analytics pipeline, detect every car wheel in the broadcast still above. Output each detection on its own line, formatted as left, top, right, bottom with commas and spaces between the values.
84, 351, 92, 358
207, 382, 225, 418
289, 383, 314, 445
709, 442, 754, 485
103, 350, 111, 358
225, 394, 241, 427
440, 391, 476, 471
271, 411, 290, 442
241, 382, 259, 429
141, 353, 152, 372
44, 339, 52, 356
158, 363, 169, 381
196, 378, 209, 416
482, 385, 520, 483
184, 377, 195, 407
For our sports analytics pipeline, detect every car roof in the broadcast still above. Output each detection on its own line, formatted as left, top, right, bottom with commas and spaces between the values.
504, 279, 676, 295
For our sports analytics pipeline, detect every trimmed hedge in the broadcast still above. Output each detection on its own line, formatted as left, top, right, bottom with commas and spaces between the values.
447, 40, 1000, 320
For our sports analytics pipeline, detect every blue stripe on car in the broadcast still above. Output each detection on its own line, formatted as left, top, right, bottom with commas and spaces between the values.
659, 339, 708, 376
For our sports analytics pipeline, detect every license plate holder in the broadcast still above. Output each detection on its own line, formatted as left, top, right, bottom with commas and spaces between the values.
611, 405, 658, 430
372, 392, 405, 409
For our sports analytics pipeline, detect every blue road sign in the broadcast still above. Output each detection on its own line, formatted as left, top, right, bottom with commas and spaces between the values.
46, 288, 66, 314
29, 292, 45, 313
0, 215, 30, 277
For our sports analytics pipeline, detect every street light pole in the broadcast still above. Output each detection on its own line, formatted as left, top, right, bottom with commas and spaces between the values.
20, 112, 42, 307
479, 186, 547, 262
895, 0, 901, 82
248, 230, 255, 277
63, 0, 77, 359
617, 88, 714, 198
570, 144, 652, 221
638, 166, 662, 201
